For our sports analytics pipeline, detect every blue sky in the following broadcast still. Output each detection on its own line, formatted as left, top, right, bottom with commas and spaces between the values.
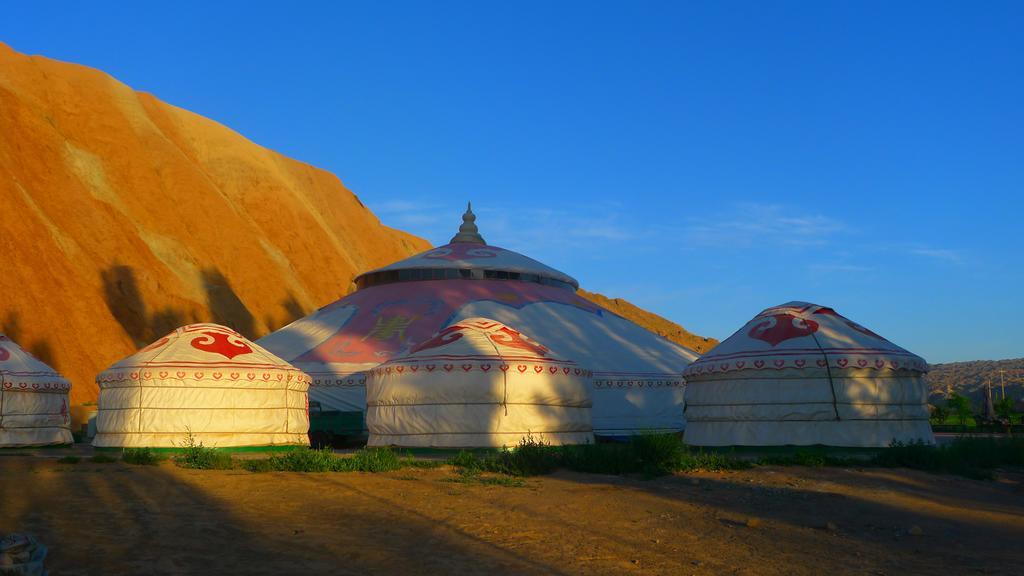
3, 1, 1022, 362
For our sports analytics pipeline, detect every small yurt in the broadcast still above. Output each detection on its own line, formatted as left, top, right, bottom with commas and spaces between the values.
684, 302, 934, 447
93, 324, 310, 449
0, 334, 72, 447
366, 317, 594, 448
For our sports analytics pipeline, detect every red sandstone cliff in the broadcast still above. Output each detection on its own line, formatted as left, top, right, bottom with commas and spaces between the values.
0, 42, 428, 404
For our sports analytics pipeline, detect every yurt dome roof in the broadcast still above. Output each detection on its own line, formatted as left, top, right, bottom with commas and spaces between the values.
684, 301, 928, 377
0, 334, 71, 391
372, 317, 589, 375
99, 323, 308, 382
355, 203, 579, 291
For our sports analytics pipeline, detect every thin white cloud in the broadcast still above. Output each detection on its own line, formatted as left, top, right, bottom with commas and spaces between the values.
684, 202, 846, 248
909, 247, 964, 264
807, 263, 873, 273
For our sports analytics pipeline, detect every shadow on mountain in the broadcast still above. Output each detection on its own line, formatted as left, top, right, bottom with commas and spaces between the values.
201, 267, 256, 338
1, 311, 60, 369
264, 293, 309, 332
102, 264, 259, 346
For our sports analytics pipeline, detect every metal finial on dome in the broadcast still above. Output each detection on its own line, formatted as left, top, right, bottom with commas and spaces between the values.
450, 201, 486, 244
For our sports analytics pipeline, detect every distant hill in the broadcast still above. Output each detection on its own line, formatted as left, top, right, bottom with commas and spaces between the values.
925, 358, 1024, 406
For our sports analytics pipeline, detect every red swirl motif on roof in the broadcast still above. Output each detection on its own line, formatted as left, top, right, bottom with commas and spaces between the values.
190, 331, 253, 359
410, 321, 549, 357
0, 346, 9, 362
410, 324, 466, 353
490, 326, 548, 356
748, 314, 819, 347
422, 243, 499, 261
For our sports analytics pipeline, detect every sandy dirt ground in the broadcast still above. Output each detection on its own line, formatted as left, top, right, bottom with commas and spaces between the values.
1, 454, 1022, 576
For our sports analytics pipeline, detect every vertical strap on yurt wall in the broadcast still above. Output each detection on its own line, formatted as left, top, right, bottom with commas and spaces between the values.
482, 336, 509, 416
284, 374, 290, 435
809, 332, 841, 421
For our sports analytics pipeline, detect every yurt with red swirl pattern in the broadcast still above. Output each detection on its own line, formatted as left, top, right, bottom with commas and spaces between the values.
683, 302, 933, 447
93, 324, 310, 449
0, 334, 72, 447
366, 317, 594, 448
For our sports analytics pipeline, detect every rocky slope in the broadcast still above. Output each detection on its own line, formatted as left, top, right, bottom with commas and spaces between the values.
0, 42, 716, 411
0, 42, 428, 404
576, 290, 718, 354
925, 358, 1024, 405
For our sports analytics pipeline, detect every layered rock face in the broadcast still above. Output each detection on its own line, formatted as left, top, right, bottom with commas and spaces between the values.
0, 42, 428, 404
577, 290, 718, 354
0, 42, 716, 411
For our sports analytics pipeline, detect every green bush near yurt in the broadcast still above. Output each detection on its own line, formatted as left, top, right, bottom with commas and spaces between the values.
173, 433, 233, 470
241, 447, 442, 473
122, 448, 166, 466
447, 434, 750, 478
870, 437, 1024, 479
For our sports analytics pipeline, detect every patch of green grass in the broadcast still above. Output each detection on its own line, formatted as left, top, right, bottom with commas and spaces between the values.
870, 438, 1024, 480
241, 447, 435, 473
122, 448, 166, 466
758, 449, 842, 468
447, 434, 749, 478
676, 449, 752, 473
88, 454, 117, 464
749, 438, 1024, 480
173, 431, 234, 470
56, 456, 81, 464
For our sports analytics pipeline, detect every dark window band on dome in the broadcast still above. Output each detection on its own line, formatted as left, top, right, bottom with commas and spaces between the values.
355, 268, 576, 291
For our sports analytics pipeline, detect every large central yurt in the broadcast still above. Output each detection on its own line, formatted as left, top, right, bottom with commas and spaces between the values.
259, 204, 698, 437
94, 324, 310, 448
367, 317, 594, 448
683, 301, 933, 447
0, 334, 72, 447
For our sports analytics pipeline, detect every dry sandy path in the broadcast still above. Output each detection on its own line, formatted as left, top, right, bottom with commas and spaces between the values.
1, 455, 1022, 575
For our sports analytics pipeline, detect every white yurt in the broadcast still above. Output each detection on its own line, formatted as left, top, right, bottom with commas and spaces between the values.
93, 324, 310, 449
259, 204, 697, 438
683, 302, 934, 447
0, 334, 72, 447
366, 317, 594, 448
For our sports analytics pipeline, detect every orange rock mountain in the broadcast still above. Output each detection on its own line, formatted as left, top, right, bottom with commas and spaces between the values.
0, 42, 715, 407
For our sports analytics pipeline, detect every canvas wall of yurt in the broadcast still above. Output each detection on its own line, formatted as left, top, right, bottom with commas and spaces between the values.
366, 317, 594, 448
93, 324, 310, 449
259, 205, 696, 438
0, 334, 72, 447
683, 302, 933, 447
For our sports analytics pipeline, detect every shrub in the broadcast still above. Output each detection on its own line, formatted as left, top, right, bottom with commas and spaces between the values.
242, 447, 421, 473
340, 447, 404, 472
947, 393, 973, 427
873, 438, 1024, 479
122, 448, 165, 466
677, 449, 751, 472
445, 433, 748, 477
89, 454, 117, 464
173, 431, 233, 470
759, 449, 837, 468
